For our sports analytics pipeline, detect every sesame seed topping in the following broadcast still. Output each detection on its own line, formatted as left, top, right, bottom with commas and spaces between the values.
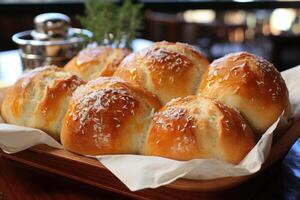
154, 106, 194, 133
70, 86, 137, 138
242, 123, 247, 131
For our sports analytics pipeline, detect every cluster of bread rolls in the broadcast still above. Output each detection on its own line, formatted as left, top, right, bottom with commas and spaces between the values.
1, 41, 290, 164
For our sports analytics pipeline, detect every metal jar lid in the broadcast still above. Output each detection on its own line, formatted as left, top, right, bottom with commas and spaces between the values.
12, 13, 93, 70
32, 13, 71, 40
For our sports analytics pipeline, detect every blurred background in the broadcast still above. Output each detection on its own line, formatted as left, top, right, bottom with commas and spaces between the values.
1, 0, 300, 71
0, 1, 299, 199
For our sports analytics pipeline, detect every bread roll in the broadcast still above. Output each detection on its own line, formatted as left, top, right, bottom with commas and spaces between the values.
143, 95, 255, 164
61, 77, 161, 155
65, 46, 130, 81
114, 41, 209, 104
1, 66, 85, 140
198, 52, 290, 135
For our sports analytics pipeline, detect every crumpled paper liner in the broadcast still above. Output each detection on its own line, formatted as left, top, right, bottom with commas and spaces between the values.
0, 66, 299, 191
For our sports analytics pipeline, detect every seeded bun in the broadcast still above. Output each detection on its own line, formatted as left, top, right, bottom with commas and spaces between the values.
143, 95, 255, 164
114, 41, 209, 104
198, 52, 290, 135
65, 46, 130, 81
1, 66, 85, 140
61, 77, 161, 155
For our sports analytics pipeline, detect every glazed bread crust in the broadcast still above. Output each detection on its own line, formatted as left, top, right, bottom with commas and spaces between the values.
2, 46, 290, 163
65, 46, 130, 81
61, 77, 161, 155
198, 52, 291, 134
114, 41, 209, 104
1, 66, 85, 140
143, 95, 255, 164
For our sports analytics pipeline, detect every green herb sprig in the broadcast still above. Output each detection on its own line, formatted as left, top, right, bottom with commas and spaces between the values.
78, 0, 143, 49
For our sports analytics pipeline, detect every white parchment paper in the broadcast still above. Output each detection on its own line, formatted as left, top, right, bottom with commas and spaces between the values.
0, 66, 299, 191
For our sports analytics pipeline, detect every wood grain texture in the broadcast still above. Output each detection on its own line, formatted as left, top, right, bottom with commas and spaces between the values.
0, 155, 132, 200
1, 116, 299, 199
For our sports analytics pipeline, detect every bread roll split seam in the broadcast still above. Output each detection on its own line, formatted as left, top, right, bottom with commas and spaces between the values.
0, 65, 299, 191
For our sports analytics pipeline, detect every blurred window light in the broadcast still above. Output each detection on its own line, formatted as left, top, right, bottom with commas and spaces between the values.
292, 23, 300, 34
224, 11, 247, 25
183, 9, 216, 23
270, 9, 297, 35
262, 22, 270, 36
246, 14, 257, 28
229, 28, 245, 43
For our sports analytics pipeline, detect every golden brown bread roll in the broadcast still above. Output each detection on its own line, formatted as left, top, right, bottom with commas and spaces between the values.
1, 66, 85, 140
64, 46, 130, 81
114, 41, 209, 104
61, 77, 161, 155
143, 95, 255, 164
198, 52, 290, 135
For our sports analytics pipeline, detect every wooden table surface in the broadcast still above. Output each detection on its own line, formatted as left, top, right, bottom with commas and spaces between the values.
0, 154, 134, 200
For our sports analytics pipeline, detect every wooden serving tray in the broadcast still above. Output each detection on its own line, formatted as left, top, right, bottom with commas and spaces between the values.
1, 116, 300, 199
